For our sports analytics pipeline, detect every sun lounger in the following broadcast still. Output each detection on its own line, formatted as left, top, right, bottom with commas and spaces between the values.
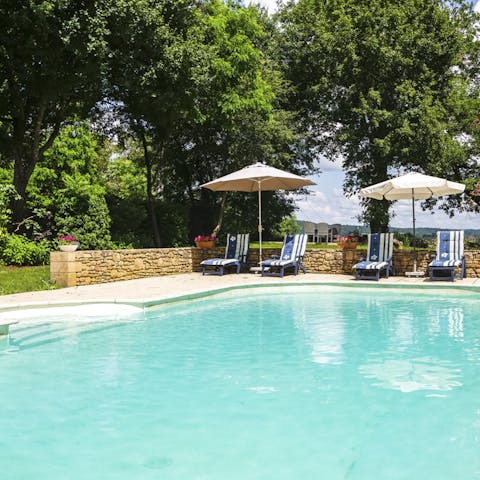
353, 233, 394, 281
260, 233, 307, 277
201, 233, 249, 275
429, 230, 465, 281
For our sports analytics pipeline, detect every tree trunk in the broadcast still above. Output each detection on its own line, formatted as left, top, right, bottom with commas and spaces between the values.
139, 129, 162, 247
9, 96, 62, 233
367, 199, 391, 233
10, 151, 37, 233
211, 191, 227, 237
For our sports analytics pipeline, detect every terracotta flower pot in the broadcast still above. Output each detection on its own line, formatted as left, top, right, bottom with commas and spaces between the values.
195, 240, 216, 248
337, 242, 358, 250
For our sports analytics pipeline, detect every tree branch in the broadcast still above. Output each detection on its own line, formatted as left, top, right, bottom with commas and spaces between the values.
211, 191, 227, 237
12, 215, 34, 233
39, 105, 65, 155
33, 99, 47, 158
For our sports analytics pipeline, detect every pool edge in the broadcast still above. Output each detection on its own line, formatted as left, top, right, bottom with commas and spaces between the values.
1, 280, 480, 319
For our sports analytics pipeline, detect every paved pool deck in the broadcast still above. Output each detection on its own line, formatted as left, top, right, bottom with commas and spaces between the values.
1, 272, 479, 312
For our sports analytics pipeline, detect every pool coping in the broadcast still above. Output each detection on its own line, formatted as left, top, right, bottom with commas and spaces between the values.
1, 275, 480, 319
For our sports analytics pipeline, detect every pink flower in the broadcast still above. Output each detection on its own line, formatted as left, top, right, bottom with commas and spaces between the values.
58, 235, 77, 244
195, 235, 217, 242
338, 235, 359, 243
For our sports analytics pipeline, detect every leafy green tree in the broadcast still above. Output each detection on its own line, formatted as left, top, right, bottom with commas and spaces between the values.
104, 0, 265, 243
159, 1, 314, 241
54, 175, 112, 250
280, 0, 480, 231
104, 0, 200, 246
272, 214, 303, 239
27, 123, 113, 249
103, 146, 149, 247
0, 0, 109, 229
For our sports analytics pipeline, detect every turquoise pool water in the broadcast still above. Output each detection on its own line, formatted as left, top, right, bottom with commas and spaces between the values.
1, 286, 480, 479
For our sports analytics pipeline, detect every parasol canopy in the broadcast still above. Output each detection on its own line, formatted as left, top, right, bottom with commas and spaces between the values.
359, 172, 465, 273
201, 162, 316, 260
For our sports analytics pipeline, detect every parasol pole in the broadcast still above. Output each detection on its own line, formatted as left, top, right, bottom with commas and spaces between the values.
412, 189, 417, 272
258, 181, 263, 262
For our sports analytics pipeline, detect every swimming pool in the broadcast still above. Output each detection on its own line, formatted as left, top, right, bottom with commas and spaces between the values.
1, 285, 480, 479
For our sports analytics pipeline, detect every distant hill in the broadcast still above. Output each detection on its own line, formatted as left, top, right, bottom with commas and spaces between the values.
340, 224, 480, 238
297, 220, 480, 238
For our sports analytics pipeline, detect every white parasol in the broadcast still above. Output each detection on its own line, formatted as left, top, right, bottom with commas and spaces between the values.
359, 172, 465, 272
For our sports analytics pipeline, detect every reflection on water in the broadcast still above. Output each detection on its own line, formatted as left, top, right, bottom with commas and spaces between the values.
357, 299, 467, 393
447, 309, 464, 338
294, 302, 345, 365
290, 290, 473, 394
426, 306, 464, 339
308, 320, 344, 364
359, 357, 462, 393
0, 335, 10, 350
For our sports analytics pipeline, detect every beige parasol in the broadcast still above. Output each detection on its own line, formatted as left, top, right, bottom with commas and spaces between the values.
201, 162, 316, 260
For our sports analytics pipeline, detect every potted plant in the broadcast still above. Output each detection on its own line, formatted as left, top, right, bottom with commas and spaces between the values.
195, 235, 217, 248
337, 235, 359, 250
58, 235, 80, 252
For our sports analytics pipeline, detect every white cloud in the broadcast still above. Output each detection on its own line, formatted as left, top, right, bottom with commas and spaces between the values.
293, 187, 362, 224
317, 154, 343, 172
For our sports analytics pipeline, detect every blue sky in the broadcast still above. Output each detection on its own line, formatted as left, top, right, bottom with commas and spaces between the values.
253, 0, 480, 229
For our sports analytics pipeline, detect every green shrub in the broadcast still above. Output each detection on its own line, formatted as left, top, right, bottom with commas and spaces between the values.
465, 236, 480, 249
0, 181, 18, 233
54, 176, 113, 250
156, 202, 189, 247
0, 234, 50, 266
394, 231, 430, 248
272, 215, 302, 240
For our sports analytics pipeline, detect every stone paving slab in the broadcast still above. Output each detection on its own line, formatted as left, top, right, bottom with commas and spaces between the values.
1, 272, 479, 313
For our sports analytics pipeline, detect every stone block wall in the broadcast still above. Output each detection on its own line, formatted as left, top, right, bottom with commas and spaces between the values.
465, 251, 480, 278
191, 246, 224, 272
51, 248, 194, 287
50, 246, 480, 287
389, 250, 476, 276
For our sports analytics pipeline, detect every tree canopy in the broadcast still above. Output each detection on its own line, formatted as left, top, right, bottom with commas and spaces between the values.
0, 0, 479, 260
0, 0, 109, 228
279, 0, 480, 231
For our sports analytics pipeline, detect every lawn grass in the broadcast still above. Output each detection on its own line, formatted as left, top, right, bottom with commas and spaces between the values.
249, 242, 431, 251
0, 265, 57, 295
250, 241, 343, 249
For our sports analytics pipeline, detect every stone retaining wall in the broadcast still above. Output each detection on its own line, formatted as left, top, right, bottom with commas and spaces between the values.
50, 246, 480, 287
51, 248, 194, 287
